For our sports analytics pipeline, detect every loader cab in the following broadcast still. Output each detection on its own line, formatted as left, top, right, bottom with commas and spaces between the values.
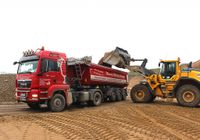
160, 62, 176, 79
159, 58, 180, 79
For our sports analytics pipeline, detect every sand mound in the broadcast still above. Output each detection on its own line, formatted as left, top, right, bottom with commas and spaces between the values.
0, 74, 16, 102
127, 76, 144, 93
192, 59, 200, 69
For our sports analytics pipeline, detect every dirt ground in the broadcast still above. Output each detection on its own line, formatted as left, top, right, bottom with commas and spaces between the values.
0, 99, 200, 140
1, 64, 200, 140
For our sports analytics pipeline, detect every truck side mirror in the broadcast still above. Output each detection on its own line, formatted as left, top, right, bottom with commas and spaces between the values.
13, 61, 18, 65
158, 62, 160, 67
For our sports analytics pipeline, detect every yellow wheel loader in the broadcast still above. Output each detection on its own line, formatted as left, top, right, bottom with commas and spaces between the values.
99, 47, 200, 107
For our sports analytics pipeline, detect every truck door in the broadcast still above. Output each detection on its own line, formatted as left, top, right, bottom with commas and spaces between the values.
39, 58, 62, 92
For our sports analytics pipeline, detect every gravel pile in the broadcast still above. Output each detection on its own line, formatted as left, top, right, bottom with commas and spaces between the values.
0, 74, 16, 102
192, 60, 200, 69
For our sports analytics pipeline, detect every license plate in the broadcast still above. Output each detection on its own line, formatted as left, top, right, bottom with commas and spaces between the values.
20, 93, 27, 101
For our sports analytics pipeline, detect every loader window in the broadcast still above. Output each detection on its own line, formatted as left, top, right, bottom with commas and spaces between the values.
160, 62, 176, 79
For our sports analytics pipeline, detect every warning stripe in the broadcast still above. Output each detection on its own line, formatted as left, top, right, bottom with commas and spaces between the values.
90, 75, 127, 84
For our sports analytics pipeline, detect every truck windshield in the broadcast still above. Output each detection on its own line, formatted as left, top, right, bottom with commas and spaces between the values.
18, 60, 38, 74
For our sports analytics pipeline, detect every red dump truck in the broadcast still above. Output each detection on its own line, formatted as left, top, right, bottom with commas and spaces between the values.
14, 47, 128, 112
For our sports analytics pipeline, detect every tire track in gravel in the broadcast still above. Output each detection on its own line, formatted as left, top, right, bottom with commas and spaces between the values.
22, 122, 32, 140
52, 113, 125, 140
134, 108, 188, 140
152, 105, 200, 140
31, 113, 127, 140
135, 105, 200, 140
114, 104, 179, 140
0, 127, 9, 140
31, 115, 84, 140
160, 106, 200, 124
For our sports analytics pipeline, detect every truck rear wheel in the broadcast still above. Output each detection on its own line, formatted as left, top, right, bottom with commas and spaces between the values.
89, 92, 102, 106
110, 92, 116, 102
48, 94, 66, 112
131, 84, 154, 103
27, 103, 40, 110
176, 85, 200, 107
116, 90, 122, 101
121, 89, 127, 101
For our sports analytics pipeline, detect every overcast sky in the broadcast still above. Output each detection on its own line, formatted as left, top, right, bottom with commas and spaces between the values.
0, 0, 200, 73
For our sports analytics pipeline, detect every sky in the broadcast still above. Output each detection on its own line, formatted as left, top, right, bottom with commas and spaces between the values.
0, 0, 200, 73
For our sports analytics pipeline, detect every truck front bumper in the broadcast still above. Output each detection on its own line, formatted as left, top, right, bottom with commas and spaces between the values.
15, 89, 46, 102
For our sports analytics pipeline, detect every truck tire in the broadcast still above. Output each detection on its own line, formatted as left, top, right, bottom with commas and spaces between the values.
121, 89, 127, 101
27, 103, 40, 110
48, 94, 66, 112
116, 90, 122, 101
110, 92, 116, 102
130, 84, 154, 103
176, 85, 200, 107
89, 92, 102, 106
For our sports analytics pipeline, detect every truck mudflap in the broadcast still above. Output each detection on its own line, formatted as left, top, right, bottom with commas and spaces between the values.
66, 90, 73, 106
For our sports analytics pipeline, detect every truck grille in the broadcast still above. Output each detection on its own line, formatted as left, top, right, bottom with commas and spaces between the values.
17, 80, 31, 88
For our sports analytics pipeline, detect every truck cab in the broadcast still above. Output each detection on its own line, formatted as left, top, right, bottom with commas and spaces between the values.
14, 47, 72, 112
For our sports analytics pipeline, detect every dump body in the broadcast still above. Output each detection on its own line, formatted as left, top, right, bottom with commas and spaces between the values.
67, 63, 128, 87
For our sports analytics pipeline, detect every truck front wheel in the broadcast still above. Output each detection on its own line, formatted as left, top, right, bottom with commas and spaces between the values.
48, 94, 66, 112
176, 85, 200, 107
27, 103, 40, 110
131, 84, 154, 103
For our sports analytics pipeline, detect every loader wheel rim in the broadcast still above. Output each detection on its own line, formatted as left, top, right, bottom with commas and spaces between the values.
136, 90, 145, 100
182, 91, 195, 103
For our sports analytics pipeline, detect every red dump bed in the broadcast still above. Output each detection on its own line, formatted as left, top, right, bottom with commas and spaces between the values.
67, 63, 128, 87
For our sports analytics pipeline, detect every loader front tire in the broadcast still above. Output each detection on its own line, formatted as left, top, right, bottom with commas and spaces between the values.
131, 84, 154, 103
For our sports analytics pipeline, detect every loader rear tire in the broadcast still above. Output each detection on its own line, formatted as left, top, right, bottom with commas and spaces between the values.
176, 85, 200, 107
131, 84, 154, 103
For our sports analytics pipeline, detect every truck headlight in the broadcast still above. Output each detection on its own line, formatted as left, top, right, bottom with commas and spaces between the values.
32, 94, 38, 98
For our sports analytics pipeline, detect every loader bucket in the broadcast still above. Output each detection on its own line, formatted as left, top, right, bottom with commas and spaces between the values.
98, 47, 131, 68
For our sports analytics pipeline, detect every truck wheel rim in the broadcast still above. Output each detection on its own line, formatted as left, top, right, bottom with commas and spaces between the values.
182, 91, 195, 103
136, 90, 145, 100
95, 94, 101, 104
54, 98, 62, 107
